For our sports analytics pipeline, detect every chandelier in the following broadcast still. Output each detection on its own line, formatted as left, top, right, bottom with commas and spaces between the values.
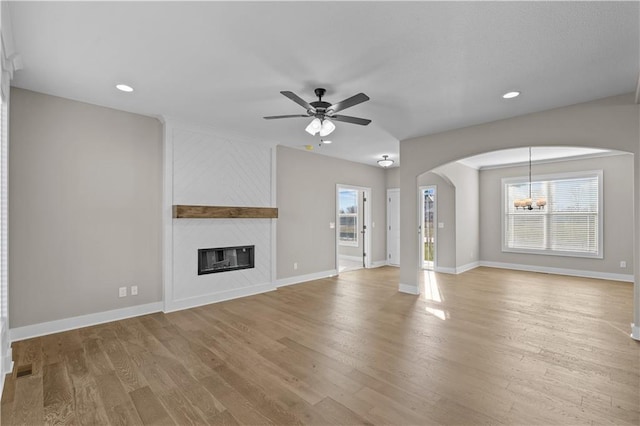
514, 147, 546, 210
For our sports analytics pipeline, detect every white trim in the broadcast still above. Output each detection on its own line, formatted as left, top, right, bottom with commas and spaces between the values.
631, 323, 640, 341
371, 260, 388, 268
387, 188, 400, 266
434, 266, 456, 274
399, 283, 420, 295
457, 261, 480, 274
339, 255, 363, 263
271, 146, 277, 285
161, 118, 174, 312
276, 269, 338, 288
164, 283, 276, 313
480, 261, 634, 283
10, 302, 163, 342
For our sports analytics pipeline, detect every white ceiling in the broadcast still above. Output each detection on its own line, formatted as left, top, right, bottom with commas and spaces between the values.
456, 147, 615, 169
8, 2, 639, 167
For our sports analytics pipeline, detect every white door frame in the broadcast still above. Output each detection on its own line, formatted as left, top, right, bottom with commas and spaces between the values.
419, 185, 437, 270
387, 188, 400, 266
336, 184, 372, 271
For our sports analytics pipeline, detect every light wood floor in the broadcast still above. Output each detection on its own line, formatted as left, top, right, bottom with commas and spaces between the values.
1, 266, 638, 425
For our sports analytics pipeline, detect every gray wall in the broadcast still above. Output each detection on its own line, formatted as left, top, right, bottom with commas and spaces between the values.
9, 88, 162, 327
436, 162, 480, 269
479, 153, 634, 274
400, 94, 640, 293
277, 146, 387, 279
418, 171, 456, 271
386, 166, 400, 189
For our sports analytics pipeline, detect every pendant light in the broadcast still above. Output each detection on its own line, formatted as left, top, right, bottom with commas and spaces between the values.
514, 147, 546, 210
377, 155, 394, 168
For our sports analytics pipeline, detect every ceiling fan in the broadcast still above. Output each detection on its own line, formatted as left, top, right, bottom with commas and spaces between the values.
264, 88, 371, 136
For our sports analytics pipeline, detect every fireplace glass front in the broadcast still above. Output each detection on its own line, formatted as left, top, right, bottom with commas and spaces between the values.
198, 245, 255, 275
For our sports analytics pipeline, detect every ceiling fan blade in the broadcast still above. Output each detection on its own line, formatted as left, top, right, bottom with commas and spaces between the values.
281, 91, 315, 112
331, 115, 372, 126
263, 114, 310, 120
327, 93, 369, 114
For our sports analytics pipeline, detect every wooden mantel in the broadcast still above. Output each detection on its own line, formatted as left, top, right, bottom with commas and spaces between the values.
173, 205, 278, 219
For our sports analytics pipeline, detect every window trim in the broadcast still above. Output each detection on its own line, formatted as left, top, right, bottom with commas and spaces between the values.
501, 169, 603, 259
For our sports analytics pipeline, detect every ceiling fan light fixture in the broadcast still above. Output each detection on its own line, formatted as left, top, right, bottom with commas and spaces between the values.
305, 117, 322, 135
319, 119, 335, 136
377, 155, 394, 168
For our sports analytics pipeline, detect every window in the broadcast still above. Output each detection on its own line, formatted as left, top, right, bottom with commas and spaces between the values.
502, 170, 602, 258
339, 189, 358, 246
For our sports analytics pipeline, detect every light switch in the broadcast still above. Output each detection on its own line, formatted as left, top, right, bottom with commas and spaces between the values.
329, 222, 335, 229
438, 222, 444, 229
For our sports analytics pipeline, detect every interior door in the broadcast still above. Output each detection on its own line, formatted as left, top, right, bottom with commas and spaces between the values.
387, 189, 400, 265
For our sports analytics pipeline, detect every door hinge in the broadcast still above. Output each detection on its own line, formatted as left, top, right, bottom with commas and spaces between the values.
363, 253, 367, 257
388, 253, 391, 259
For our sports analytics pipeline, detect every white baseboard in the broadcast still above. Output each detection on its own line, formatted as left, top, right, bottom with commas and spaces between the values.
632, 323, 640, 341
276, 270, 337, 288
480, 261, 634, 282
1, 346, 12, 396
399, 283, 420, 295
370, 260, 388, 268
165, 282, 276, 313
457, 261, 480, 274
10, 301, 164, 342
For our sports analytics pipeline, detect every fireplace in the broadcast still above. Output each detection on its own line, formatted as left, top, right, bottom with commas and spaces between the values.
198, 245, 255, 275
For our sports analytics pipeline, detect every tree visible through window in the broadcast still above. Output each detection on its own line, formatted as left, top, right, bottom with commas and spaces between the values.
503, 170, 602, 258
339, 189, 358, 246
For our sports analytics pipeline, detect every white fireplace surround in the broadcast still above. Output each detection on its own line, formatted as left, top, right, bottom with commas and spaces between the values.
162, 118, 278, 313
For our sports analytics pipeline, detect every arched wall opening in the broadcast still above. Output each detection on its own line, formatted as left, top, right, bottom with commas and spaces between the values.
418, 148, 634, 278
399, 93, 640, 339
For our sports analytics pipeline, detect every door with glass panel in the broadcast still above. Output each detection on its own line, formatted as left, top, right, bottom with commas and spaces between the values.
420, 186, 437, 270
337, 185, 371, 273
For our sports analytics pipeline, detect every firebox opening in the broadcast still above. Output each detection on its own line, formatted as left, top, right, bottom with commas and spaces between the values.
198, 245, 255, 275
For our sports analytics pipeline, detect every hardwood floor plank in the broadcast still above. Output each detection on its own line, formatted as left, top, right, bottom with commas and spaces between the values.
74, 381, 111, 426
313, 396, 374, 426
156, 388, 207, 425
9, 375, 43, 425
3, 267, 638, 425
43, 361, 77, 424
199, 373, 274, 425
129, 385, 173, 425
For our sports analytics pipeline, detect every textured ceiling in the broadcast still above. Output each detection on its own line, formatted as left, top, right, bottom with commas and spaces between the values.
8, 1, 639, 167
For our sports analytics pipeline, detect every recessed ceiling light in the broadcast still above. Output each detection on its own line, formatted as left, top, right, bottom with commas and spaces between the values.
116, 84, 134, 92
502, 91, 520, 99
321, 139, 332, 144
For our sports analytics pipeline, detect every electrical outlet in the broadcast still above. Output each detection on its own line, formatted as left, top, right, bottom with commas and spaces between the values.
620, 261, 627, 268
294, 262, 298, 270
118, 287, 127, 298
131, 285, 138, 296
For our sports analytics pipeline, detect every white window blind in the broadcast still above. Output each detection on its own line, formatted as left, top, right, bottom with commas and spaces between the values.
502, 170, 602, 258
